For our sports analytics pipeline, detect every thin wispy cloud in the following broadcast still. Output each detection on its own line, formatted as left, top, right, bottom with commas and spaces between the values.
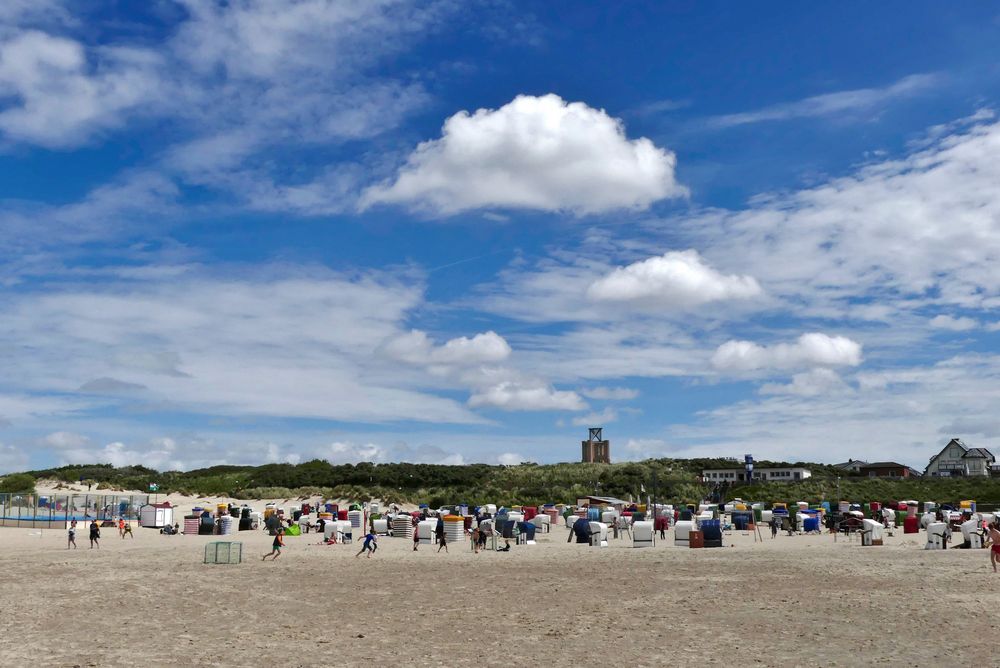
706, 73, 941, 128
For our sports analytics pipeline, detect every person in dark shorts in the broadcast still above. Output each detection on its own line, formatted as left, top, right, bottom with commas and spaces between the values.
356, 531, 378, 558
262, 528, 284, 560
89, 520, 100, 549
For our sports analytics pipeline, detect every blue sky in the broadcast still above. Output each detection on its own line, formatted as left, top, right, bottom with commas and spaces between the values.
3, 1, 1000, 473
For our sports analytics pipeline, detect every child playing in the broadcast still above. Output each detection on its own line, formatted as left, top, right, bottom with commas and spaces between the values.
262, 528, 284, 561
67, 520, 77, 549
356, 531, 377, 558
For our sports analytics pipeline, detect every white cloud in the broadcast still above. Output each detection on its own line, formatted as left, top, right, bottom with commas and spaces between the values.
619, 438, 675, 461
759, 368, 852, 397
0, 443, 28, 475
681, 116, 1000, 316
468, 381, 587, 411
587, 250, 762, 307
362, 93, 686, 215
383, 329, 511, 366
707, 73, 939, 128
712, 333, 863, 373
664, 354, 1000, 466
929, 314, 978, 331
0, 30, 163, 147
571, 407, 618, 427
313, 440, 464, 466
42, 431, 90, 449
0, 267, 485, 425
580, 386, 639, 401
496, 452, 527, 466
57, 437, 186, 471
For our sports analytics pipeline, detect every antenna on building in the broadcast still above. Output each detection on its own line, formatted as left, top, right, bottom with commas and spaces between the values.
589, 427, 603, 443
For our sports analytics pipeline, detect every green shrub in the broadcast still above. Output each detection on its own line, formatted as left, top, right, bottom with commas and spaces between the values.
0, 473, 35, 494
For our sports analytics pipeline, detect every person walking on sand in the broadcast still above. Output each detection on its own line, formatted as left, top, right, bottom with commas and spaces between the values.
437, 531, 448, 553
356, 531, 377, 558
68, 520, 77, 549
988, 522, 1000, 572
89, 519, 100, 549
413, 524, 420, 551
263, 528, 284, 561
471, 527, 481, 554
122, 521, 133, 539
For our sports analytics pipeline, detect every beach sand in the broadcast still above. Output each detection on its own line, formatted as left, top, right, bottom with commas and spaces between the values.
1, 509, 997, 668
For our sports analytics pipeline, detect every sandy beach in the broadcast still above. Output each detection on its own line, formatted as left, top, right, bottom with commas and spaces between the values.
1, 489, 997, 668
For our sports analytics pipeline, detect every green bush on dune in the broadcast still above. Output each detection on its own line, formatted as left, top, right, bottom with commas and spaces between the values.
17, 457, 1000, 507
0, 473, 36, 494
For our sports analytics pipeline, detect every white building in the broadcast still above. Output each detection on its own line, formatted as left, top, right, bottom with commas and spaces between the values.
925, 438, 994, 477
701, 467, 811, 483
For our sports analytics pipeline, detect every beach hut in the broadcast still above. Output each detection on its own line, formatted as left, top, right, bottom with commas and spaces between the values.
324, 520, 352, 541
960, 519, 982, 548
861, 519, 884, 546
633, 521, 654, 548
183, 515, 200, 535
530, 513, 551, 533
700, 519, 722, 547
417, 519, 436, 546
443, 515, 465, 543
588, 521, 608, 547
139, 502, 173, 529
392, 515, 413, 539
674, 520, 695, 547
926, 522, 948, 549
543, 507, 559, 525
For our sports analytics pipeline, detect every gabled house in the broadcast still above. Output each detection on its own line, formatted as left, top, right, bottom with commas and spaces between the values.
925, 438, 995, 477
833, 459, 867, 473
